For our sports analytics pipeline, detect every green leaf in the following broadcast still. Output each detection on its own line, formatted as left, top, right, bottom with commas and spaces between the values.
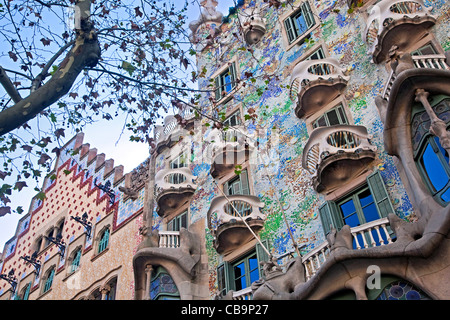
121, 61, 136, 76
36, 191, 46, 201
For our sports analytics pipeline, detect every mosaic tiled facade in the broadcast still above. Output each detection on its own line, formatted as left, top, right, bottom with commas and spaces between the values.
2, 0, 450, 300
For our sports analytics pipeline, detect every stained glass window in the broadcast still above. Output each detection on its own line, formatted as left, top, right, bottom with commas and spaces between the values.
150, 267, 180, 300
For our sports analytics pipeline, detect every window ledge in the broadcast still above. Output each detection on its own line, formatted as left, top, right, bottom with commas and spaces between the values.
284, 25, 319, 52
91, 247, 109, 262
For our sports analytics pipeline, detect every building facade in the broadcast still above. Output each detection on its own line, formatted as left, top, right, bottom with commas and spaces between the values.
0, 133, 147, 300
2, 0, 450, 300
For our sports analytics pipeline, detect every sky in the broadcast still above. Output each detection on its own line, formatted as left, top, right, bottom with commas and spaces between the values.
0, 1, 235, 253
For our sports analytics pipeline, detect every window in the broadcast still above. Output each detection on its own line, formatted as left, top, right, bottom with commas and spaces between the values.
337, 186, 379, 228
223, 111, 241, 127
232, 253, 260, 291
216, 240, 269, 296
70, 248, 82, 273
98, 228, 110, 253
312, 104, 349, 129
411, 43, 438, 56
170, 152, 188, 169
283, 1, 315, 44
224, 170, 250, 196
15, 282, 31, 300
150, 266, 180, 300
318, 171, 394, 246
305, 47, 330, 76
169, 153, 188, 184
416, 136, 450, 204
168, 210, 188, 231
215, 62, 237, 100
43, 267, 55, 294
412, 95, 450, 206
105, 278, 117, 300
45, 228, 55, 247
223, 111, 242, 142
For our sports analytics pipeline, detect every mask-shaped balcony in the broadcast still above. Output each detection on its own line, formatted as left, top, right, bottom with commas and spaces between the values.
238, 7, 266, 45
364, 0, 436, 64
208, 127, 256, 179
152, 106, 196, 154
302, 125, 377, 193
154, 167, 197, 217
290, 58, 350, 119
207, 195, 266, 254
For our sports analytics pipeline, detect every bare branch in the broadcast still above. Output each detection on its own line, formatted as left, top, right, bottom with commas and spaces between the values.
0, 66, 22, 103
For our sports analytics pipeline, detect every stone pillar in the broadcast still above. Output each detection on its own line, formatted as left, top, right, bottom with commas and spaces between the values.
100, 284, 111, 300
144, 264, 153, 300
415, 88, 450, 163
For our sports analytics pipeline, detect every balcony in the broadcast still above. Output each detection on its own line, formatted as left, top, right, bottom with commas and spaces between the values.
133, 227, 203, 299
207, 195, 266, 254
364, 0, 436, 64
158, 231, 180, 248
290, 58, 350, 119
302, 125, 377, 193
301, 217, 393, 280
238, 7, 266, 45
154, 167, 197, 217
152, 106, 196, 154
381, 54, 450, 104
208, 127, 256, 179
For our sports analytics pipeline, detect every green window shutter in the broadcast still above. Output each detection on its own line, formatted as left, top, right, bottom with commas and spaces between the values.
99, 228, 110, 253
302, 1, 315, 29
318, 200, 343, 236
255, 239, 270, 279
229, 62, 236, 91
367, 170, 395, 218
223, 181, 229, 196
240, 169, 250, 195
217, 261, 234, 295
284, 17, 296, 43
23, 282, 31, 300
71, 249, 81, 272
215, 76, 221, 100
44, 268, 55, 293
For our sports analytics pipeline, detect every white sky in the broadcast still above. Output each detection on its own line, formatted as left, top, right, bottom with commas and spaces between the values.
0, 1, 234, 253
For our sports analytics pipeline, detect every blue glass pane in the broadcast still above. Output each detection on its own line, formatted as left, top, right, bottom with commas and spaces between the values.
224, 74, 233, 93
295, 13, 308, 34
234, 262, 245, 278
235, 275, 246, 291
340, 199, 360, 227
250, 269, 260, 284
340, 199, 356, 216
249, 256, 258, 271
440, 187, 450, 202
421, 143, 449, 192
435, 136, 449, 163
362, 203, 379, 223
359, 189, 374, 207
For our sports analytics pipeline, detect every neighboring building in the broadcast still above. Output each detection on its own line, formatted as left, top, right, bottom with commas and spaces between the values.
2, 0, 450, 300
0, 133, 148, 300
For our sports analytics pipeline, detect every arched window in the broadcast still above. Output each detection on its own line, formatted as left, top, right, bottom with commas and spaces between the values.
70, 248, 82, 273
412, 95, 450, 206
367, 277, 431, 300
15, 282, 31, 300
43, 267, 55, 294
98, 228, 110, 253
150, 267, 180, 300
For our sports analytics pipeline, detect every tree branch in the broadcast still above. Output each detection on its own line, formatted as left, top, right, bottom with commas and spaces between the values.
0, 0, 100, 136
0, 66, 22, 103
31, 40, 76, 92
